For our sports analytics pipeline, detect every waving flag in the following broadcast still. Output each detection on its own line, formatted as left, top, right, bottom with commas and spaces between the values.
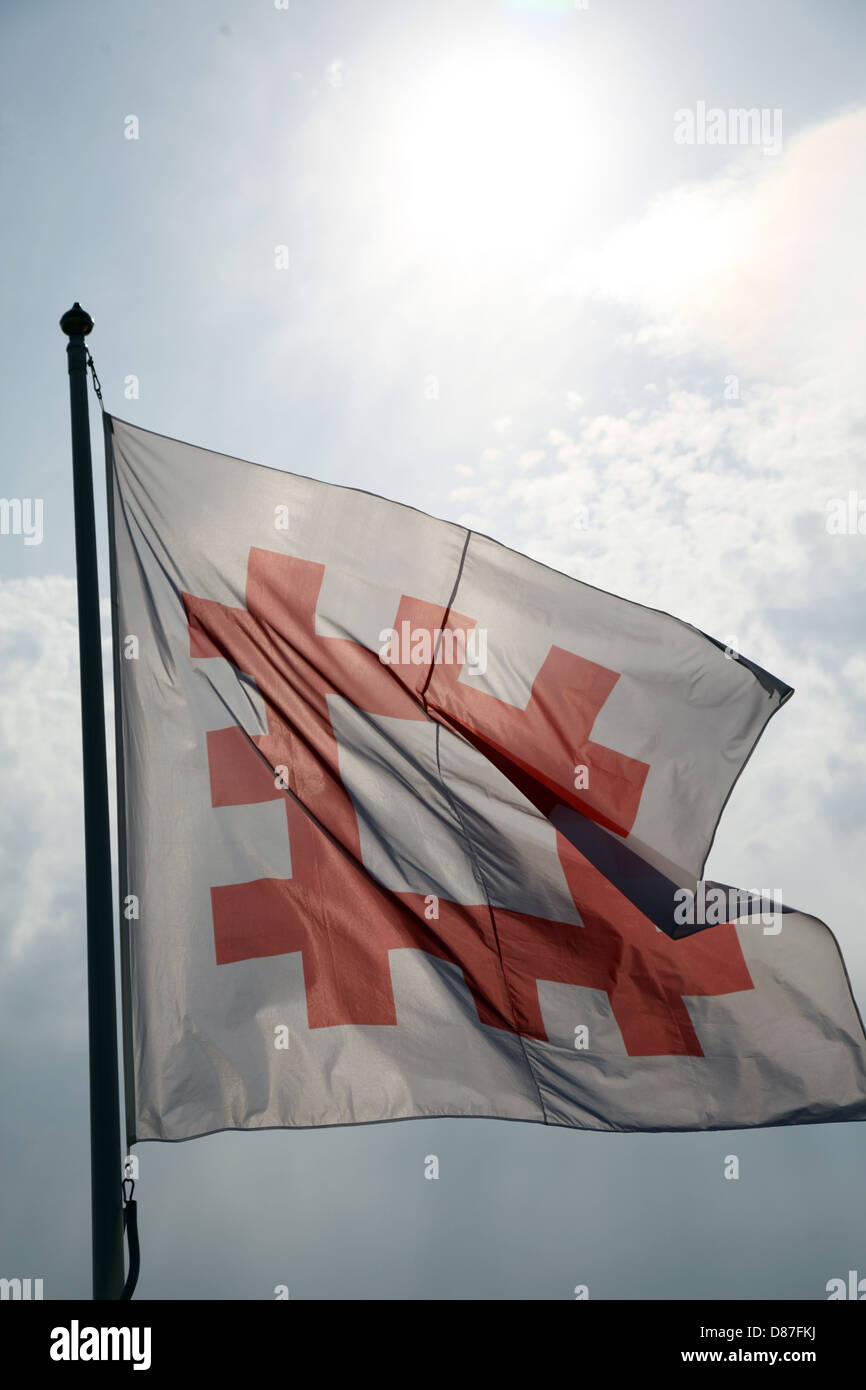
106, 414, 866, 1140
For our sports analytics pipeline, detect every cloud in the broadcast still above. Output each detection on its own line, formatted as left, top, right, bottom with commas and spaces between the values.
593, 106, 866, 394
454, 106, 866, 613
0, 576, 108, 1047
516, 450, 546, 471
447, 107, 866, 980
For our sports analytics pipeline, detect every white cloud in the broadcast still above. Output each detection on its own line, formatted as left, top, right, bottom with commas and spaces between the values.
516, 450, 546, 472
0, 577, 115, 1047
594, 106, 866, 394
448, 107, 866, 975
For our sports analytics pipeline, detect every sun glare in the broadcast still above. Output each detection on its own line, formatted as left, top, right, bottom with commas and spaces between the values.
392, 50, 597, 268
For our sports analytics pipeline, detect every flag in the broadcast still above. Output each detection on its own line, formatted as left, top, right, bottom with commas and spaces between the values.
105, 414, 866, 1139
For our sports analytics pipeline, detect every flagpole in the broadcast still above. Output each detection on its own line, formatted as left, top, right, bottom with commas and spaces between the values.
60, 303, 125, 1300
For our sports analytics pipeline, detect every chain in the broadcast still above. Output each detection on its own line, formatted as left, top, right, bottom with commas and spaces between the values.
86, 350, 104, 409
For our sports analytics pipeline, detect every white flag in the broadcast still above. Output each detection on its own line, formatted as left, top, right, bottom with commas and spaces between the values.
106, 415, 866, 1140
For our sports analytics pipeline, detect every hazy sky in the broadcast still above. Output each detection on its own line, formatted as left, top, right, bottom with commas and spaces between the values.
1, 0, 865, 1299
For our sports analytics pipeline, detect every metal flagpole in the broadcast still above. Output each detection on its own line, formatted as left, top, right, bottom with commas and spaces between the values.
59, 303, 125, 1300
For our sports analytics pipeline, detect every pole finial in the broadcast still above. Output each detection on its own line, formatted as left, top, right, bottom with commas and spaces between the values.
60, 302, 94, 337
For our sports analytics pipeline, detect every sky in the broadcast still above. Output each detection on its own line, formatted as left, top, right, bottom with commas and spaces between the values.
1, 0, 865, 1300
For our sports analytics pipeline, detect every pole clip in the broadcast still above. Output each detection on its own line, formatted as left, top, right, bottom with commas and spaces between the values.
86, 350, 104, 410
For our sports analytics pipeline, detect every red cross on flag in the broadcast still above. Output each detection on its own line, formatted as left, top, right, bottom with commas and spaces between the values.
106, 415, 866, 1140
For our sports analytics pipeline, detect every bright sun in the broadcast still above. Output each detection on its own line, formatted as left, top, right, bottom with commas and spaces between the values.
392, 50, 597, 269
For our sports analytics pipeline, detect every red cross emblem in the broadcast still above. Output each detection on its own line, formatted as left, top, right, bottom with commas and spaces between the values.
182, 547, 754, 1057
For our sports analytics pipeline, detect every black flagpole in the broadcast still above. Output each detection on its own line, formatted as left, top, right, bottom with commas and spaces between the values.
60, 303, 125, 1300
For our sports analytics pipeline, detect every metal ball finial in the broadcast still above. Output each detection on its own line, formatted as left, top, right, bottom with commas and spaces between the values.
60, 302, 94, 337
